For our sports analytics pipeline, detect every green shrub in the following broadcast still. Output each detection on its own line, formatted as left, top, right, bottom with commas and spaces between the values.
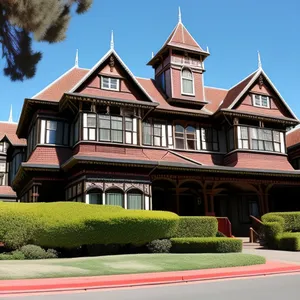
20, 245, 54, 259
46, 248, 59, 259
174, 217, 218, 238
0, 202, 179, 249
171, 237, 242, 253
0, 250, 25, 260
262, 213, 300, 232
278, 233, 300, 251
147, 239, 172, 253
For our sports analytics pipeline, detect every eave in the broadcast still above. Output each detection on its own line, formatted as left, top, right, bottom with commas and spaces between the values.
61, 154, 300, 179
60, 93, 159, 111
215, 109, 299, 126
17, 99, 59, 137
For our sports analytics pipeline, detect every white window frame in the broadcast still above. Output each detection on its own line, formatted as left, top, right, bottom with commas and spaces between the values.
101, 76, 120, 91
252, 94, 270, 108
181, 68, 195, 96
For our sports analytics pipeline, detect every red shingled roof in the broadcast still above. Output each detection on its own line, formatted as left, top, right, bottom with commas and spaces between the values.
33, 67, 89, 102
0, 122, 26, 146
24, 146, 72, 167
0, 186, 17, 198
163, 22, 204, 52
286, 127, 300, 148
219, 71, 257, 109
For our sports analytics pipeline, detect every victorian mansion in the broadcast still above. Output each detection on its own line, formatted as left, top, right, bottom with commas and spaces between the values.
2, 12, 300, 236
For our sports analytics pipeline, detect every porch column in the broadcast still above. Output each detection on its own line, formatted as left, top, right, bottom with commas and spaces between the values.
203, 190, 209, 216
124, 192, 128, 209
102, 192, 106, 205
85, 193, 90, 204
175, 186, 180, 214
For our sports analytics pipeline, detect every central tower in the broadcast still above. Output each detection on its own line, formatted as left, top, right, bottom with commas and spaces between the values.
148, 8, 210, 108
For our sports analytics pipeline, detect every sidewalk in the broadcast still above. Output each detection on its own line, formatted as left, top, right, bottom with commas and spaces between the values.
1, 261, 300, 294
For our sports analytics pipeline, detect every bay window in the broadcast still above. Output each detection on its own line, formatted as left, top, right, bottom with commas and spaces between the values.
237, 126, 285, 153
127, 190, 143, 210
83, 114, 96, 141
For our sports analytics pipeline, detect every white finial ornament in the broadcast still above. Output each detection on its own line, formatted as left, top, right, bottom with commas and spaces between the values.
206, 46, 210, 53
178, 7, 182, 23
151, 52, 154, 58
8, 105, 13, 123
75, 49, 79, 68
258, 51, 262, 69
110, 30, 114, 50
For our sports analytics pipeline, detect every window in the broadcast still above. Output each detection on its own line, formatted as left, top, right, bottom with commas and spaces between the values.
186, 126, 196, 150
0, 143, 7, 153
238, 126, 284, 153
99, 115, 123, 143
88, 189, 102, 205
181, 68, 194, 95
0, 161, 6, 172
41, 120, 68, 145
201, 128, 219, 151
142, 121, 164, 147
158, 72, 166, 92
106, 189, 124, 207
253, 94, 270, 108
175, 125, 185, 149
127, 190, 143, 209
101, 77, 119, 91
83, 114, 96, 141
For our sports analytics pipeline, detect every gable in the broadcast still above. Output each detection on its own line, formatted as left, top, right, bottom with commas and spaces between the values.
73, 50, 153, 103
233, 76, 294, 119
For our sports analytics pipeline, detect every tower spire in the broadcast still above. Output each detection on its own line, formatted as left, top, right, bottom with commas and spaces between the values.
110, 30, 114, 50
178, 7, 182, 23
257, 50, 262, 69
75, 49, 79, 68
8, 105, 13, 123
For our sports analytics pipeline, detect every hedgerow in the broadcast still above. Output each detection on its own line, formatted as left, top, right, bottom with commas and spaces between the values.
262, 212, 300, 251
0, 202, 179, 249
174, 217, 218, 238
171, 237, 242, 253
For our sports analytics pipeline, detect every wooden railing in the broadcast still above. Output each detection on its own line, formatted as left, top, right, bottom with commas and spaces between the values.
249, 215, 263, 243
216, 217, 232, 237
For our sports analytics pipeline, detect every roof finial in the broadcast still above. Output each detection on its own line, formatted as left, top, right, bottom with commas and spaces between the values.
110, 30, 114, 50
8, 105, 13, 123
206, 46, 210, 54
258, 50, 262, 69
178, 6, 182, 23
151, 51, 154, 58
75, 49, 79, 68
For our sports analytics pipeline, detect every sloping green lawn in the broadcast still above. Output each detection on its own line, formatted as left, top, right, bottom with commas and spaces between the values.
0, 253, 265, 280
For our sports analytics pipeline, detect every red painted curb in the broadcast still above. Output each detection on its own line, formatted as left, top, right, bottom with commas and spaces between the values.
1, 261, 300, 294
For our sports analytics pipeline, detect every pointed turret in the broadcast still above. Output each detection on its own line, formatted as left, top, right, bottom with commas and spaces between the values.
148, 8, 208, 107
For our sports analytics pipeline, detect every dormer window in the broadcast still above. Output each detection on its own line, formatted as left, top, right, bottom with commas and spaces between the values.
253, 94, 270, 108
181, 68, 194, 95
101, 76, 119, 91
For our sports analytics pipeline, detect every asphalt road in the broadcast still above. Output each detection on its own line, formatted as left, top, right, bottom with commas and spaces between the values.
3, 274, 300, 300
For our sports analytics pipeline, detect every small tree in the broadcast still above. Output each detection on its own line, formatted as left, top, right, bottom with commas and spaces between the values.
0, 0, 93, 81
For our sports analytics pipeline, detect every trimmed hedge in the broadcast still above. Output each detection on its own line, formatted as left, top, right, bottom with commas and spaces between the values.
278, 233, 300, 251
174, 217, 218, 238
171, 237, 242, 253
0, 202, 179, 249
262, 213, 300, 251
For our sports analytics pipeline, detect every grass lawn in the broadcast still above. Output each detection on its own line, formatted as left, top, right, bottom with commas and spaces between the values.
0, 253, 265, 280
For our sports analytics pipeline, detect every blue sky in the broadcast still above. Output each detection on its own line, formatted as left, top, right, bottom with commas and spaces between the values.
0, 0, 299, 122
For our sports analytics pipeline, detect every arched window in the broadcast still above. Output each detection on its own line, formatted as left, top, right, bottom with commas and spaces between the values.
181, 69, 194, 95
175, 125, 196, 150
87, 189, 102, 205
106, 189, 124, 207
127, 189, 143, 210
175, 125, 185, 149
